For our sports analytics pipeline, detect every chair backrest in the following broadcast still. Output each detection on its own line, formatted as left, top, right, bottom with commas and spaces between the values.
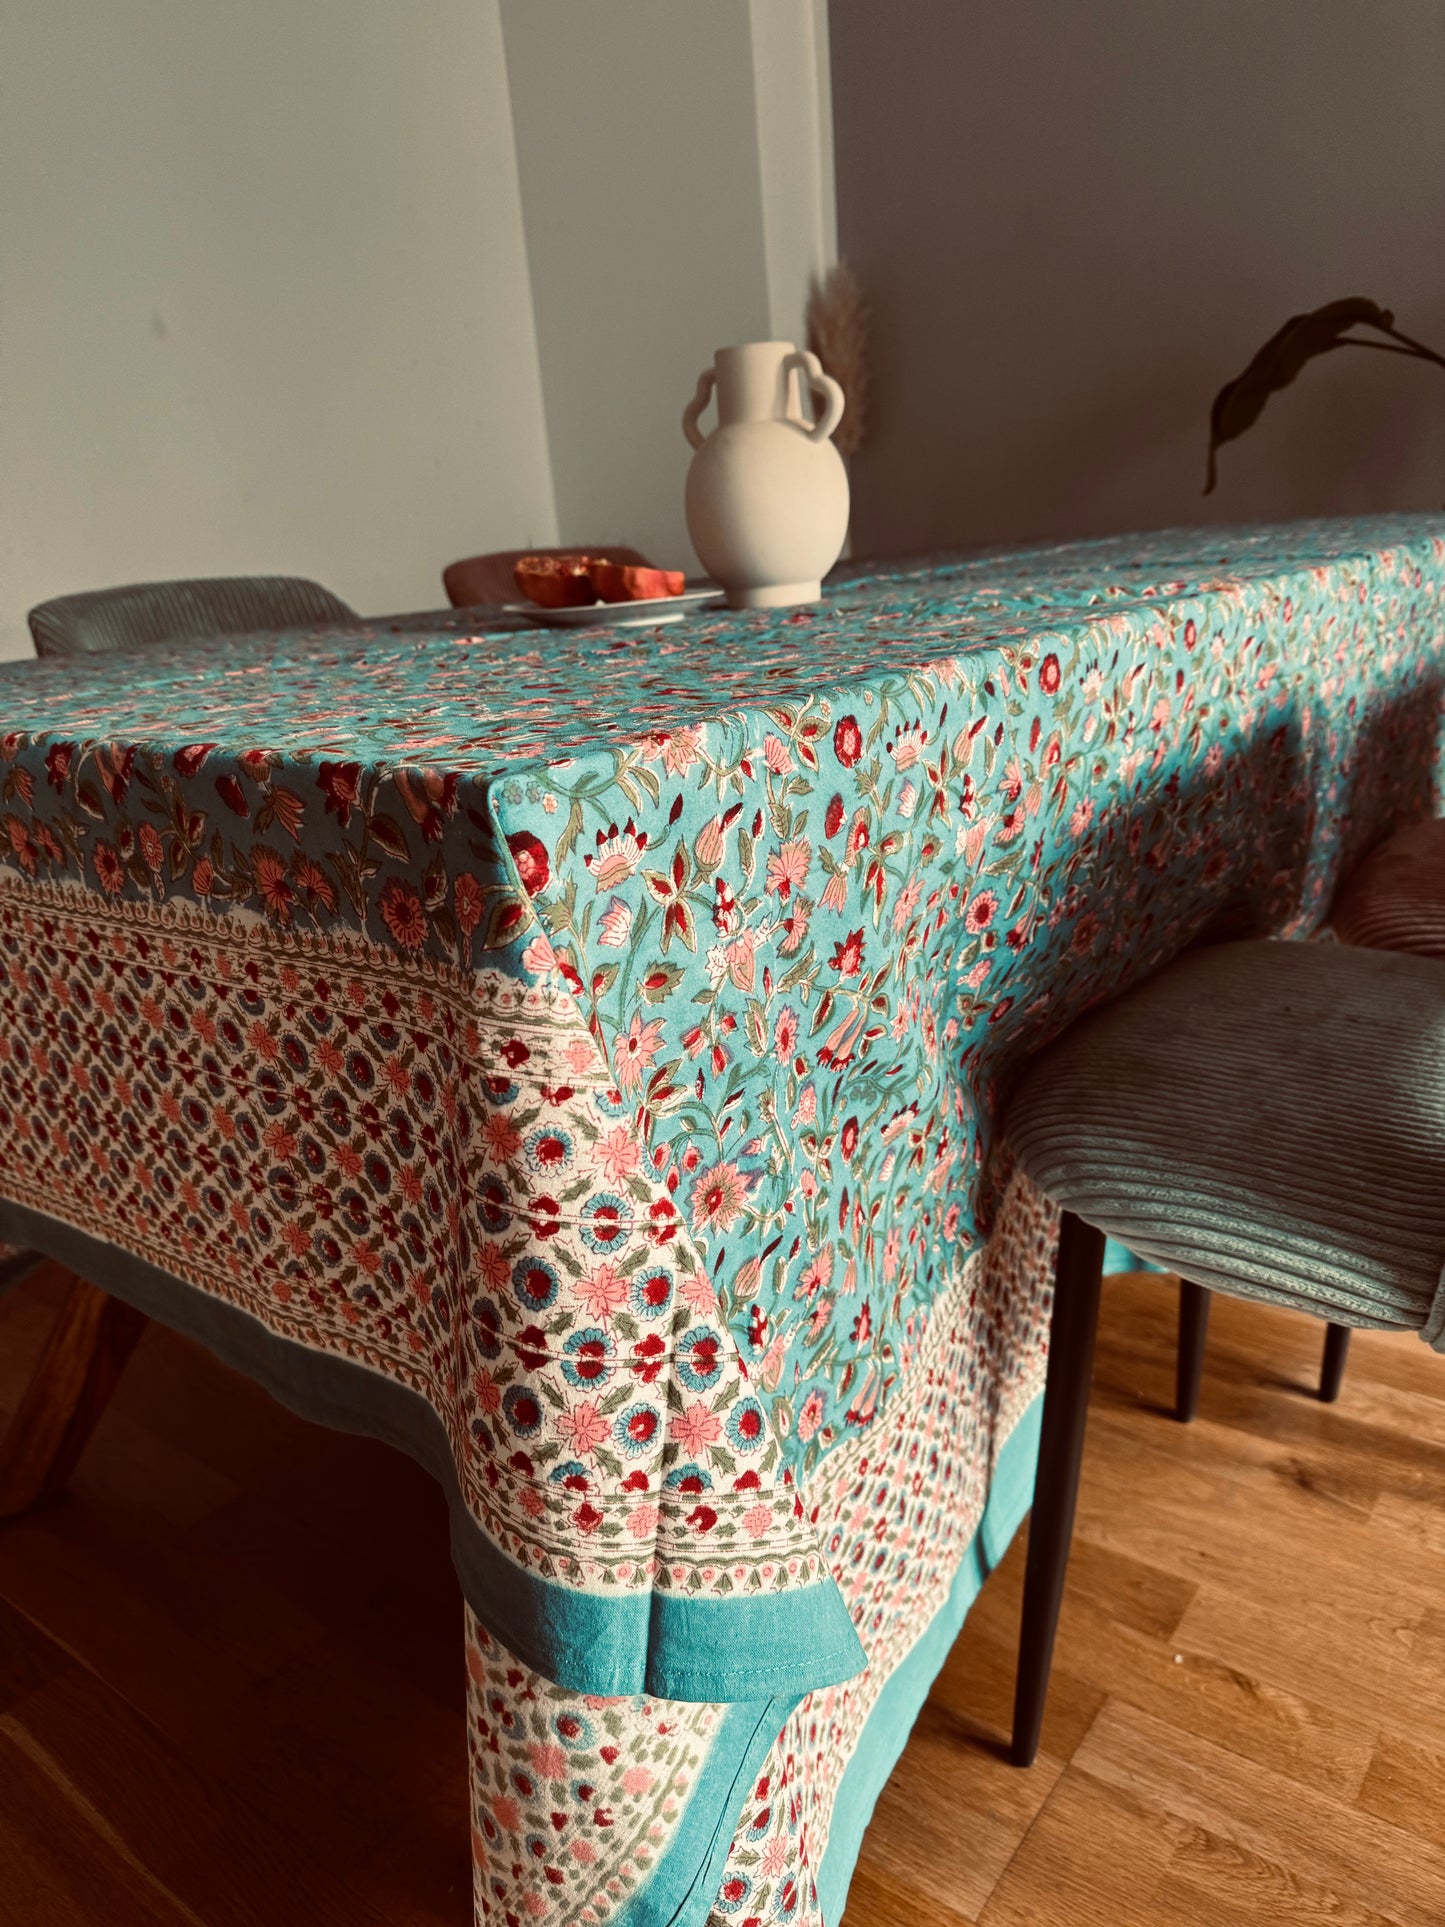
27, 576, 357, 658
443, 547, 650, 609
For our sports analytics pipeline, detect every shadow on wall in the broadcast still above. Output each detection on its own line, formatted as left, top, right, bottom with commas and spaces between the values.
828, 0, 1445, 557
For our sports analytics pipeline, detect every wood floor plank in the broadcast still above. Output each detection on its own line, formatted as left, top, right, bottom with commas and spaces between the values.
971, 1763, 1183, 1926
1149, 1833, 1408, 1927
1356, 1731, 1445, 1857
975, 1551, 1375, 1801
5, 1247, 1444, 1925
0, 1724, 199, 1927
1073, 1699, 1445, 1927
854, 1699, 1065, 1921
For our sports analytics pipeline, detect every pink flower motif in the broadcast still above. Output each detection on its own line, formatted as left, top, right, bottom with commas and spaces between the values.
671, 1401, 723, 1455
820, 870, 849, 914
454, 872, 483, 938
480, 1113, 522, 1164
677, 1270, 718, 1316
625, 1502, 660, 1540
892, 876, 921, 932
580, 1264, 629, 1322
559, 1401, 612, 1455
648, 725, 704, 775
1069, 798, 1094, 837
965, 889, 997, 933
774, 1006, 798, 1062
765, 838, 811, 899
621, 1766, 654, 1796
379, 877, 424, 949
742, 1504, 774, 1539
710, 928, 760, 994
597, 896, 633, 947
797, 1390, 825, 1440
689, 1160, 748, 1233
616, 1013, 664, 1089
477, 1243, 510, 1289
780, 897, 811, 954
598, 1124, 641, 1185
528, 1742, 569, 1782
93, 841, 124, 893
586, 820, 648, 890
521, 932, 559, 976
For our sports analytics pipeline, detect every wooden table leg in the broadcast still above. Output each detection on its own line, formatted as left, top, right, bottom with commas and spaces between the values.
0, 1267, 148, 1519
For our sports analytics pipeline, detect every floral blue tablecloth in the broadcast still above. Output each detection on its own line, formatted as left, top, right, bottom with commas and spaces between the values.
0, 515, 1441, 1925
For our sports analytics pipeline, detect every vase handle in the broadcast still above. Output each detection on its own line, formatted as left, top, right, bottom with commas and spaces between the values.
683, 369, 716, 450
784, 350, 845, 445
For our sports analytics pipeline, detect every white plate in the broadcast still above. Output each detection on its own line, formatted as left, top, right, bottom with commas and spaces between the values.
503, 588, 719, 630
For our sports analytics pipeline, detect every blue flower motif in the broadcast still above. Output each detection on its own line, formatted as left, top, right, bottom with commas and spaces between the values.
714, 1872, 752, 1915
614, 1402, 662, 1457
477, 1173, 512, 1235
727, 1397, 767, 1453
502, 1384, 543, 1437
472, 1295, 503, 1360
511, 1254, 559, 1311
629, 1266, 673, 1319
549, 1459, 591, 1489
553, 1710, 594, 1749
579, 1190, 633, 1254
676, 1328, 724, 1393
561, 1326, 616, 1389
523, 1125, 574, 1175
663, 1462, 713, 1493
593, 1086, 626, 1117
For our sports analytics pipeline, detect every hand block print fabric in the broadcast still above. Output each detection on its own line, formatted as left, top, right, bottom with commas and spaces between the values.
0, 516, 1441, 1927
464, 1167, 1055, 1927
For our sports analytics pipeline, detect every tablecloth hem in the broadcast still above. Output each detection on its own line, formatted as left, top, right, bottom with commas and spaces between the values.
0, 1196, 865, 1703
815, 1393, 1043, 1924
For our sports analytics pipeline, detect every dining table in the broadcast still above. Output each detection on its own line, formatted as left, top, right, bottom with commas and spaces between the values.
0, 513, 1441, 1927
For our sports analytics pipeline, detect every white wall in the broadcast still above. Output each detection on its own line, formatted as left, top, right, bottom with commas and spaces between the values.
501, 0, 835, 574
830, 0, 1445, 557
0, 0, 557, 660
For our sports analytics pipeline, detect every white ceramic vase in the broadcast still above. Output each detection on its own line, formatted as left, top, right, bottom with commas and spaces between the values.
682, 340, 849, 610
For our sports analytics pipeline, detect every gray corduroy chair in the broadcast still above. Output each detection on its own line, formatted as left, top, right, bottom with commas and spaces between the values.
1001, 939, 1445, 1768
1334, 818, 1445, 959
1172, 821, 1445, 1422
27, 575, 355, 658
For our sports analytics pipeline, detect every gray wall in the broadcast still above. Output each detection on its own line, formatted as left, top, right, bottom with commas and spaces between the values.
1, 0, 557, 659
830, 0, 1445, 556
501, 0, 835, 573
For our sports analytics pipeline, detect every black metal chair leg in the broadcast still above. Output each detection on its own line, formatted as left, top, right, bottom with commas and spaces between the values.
1011, 1209, 1105, 1769
1319, 1322, 1351, 1402
1176, 1279, 1212, 1423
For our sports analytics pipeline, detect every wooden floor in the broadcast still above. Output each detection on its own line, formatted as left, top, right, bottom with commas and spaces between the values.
2, 1271, 1444, 1927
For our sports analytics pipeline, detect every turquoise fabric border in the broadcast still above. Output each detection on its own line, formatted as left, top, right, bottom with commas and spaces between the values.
815, 1395, 1043, 1926
0, 1199, 863, 1703
1104, 1237, 1164, 1276
624, 1694, 803, 1926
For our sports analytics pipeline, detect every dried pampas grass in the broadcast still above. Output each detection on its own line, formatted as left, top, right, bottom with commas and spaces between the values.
806, 261, 870, 461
